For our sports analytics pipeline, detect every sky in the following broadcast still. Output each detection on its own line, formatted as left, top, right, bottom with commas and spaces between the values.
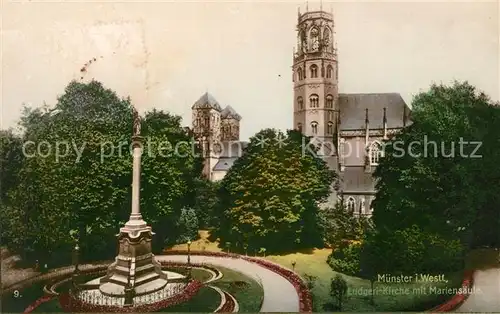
1, 0, 498, 140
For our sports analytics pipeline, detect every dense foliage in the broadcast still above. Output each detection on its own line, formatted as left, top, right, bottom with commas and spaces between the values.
319, 202, 372, 249
0, 80, 203, 265
327, 241, 362, 276
212, 129, 337, 252
363, 81, 500, 276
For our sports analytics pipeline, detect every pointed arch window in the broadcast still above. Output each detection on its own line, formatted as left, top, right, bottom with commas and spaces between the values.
309, 94, 319, 108
311, 121, 318, 134
310, 64, 318, 78
327, 121, 334, 135
325, 94, 334, 108
297, 123, 303, 133
297, 96, 304, 110
326, 65, 333, 78
346, 197, 356, 212
204, 116, 210, 127
369, 141, 383, 165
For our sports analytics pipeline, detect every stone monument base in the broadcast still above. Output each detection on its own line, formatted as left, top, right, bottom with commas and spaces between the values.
99, 217, 168, 296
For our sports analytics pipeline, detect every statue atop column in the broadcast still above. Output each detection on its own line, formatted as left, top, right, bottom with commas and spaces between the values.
132, 106, 141, 136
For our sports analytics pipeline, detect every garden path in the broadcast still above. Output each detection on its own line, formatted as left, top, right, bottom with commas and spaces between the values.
156, 255, 300, 312
455, 268, 500, 312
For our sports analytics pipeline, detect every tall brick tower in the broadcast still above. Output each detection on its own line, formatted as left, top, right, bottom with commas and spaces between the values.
293, 8, 339, 154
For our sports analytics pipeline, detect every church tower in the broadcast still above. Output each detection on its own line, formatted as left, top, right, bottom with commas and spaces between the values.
192, 92, 222, 180
293, 8, 339, 153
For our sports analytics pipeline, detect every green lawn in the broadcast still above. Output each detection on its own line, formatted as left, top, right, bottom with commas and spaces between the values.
159, 286, 221, 312
163, 266, 214, 283
167, 230, 466, 312
210, 265, 264, 312
265, 249, 463, 312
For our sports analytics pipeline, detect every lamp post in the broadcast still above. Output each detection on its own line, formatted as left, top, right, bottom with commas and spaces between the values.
187, 239, 192, 279
292, 261, 296, 272
71, 243, 80, 294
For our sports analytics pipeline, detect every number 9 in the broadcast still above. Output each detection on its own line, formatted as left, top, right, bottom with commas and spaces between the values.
14, 290, 20, 297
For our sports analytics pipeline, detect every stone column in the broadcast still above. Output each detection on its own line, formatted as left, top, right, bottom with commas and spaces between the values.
126, 136, 146, 228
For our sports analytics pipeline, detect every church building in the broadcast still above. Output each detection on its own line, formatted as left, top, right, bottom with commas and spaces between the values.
191, 8, 411, 215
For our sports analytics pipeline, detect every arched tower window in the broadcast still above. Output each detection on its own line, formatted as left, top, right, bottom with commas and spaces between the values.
297, 67, 303, 81
297, 123, 302, 133
323, 27, 332, 52
346, 197, 356, 212
325, 94, 334, 108
327, 121, 334, 135
326, 65, 333, 78
369, 141, 383, 165
204, 116, 210, 127
311, 121, 318, 134
309, 94, 319, 108
310, 64, 318, 78
310, 27, 320, 52
297, 96, 304, 110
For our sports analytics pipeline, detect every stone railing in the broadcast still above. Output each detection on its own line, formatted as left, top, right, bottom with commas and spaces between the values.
59, 280, 203, 312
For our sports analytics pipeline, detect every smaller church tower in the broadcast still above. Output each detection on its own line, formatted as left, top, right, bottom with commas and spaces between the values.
220, 106, 241, 141
192, 92, 222, 180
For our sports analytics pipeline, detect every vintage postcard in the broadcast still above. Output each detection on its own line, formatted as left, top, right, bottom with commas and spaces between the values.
1, 0, 499, 313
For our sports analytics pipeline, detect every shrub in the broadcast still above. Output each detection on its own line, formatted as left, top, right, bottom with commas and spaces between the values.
327, 241, 362, 276
329, 274, 348, 311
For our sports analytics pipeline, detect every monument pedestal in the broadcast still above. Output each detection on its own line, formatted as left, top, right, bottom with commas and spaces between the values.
99, 217, 168, 296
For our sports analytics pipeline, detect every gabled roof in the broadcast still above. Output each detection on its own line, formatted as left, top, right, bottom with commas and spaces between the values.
221, 105, 242, 121
338, 93, 410, 130
192, 92, 222, 111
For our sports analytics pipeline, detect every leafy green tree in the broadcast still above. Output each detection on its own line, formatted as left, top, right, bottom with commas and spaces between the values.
213, 129, 336, 252
0, 130, 24, 203
174, 208, 199, 244
372, 81, 500, 254
2, 80, 203, 264
140, 109, 203, 251
192, 179, 220, 229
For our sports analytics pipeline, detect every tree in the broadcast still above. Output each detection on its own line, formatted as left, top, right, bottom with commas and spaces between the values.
2, 80, 203, 264
139, 109, 203, 251
372, 81, 500, 253
329, 274, 348, 311
213, 129, 336, 252
192, 179, 220, 229
175, 208, 199, 244
0, 130, 24, 203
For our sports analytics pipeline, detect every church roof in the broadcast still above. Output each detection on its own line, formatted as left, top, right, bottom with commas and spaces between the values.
221, 105, 242, 121
338, 93, 410, 130
213, 157, 238, 171
192, 92, 222, 111
340, 166, 377, 193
